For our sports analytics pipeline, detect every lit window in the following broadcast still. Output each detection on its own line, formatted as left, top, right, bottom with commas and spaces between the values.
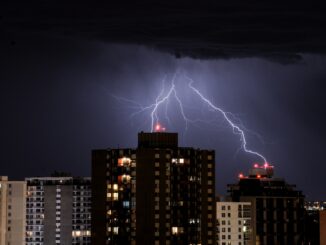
118, 157, 131, 167
171, 158, 186, 165
118, 175, 131, 184
113, 227, 119, 234
172, 227, 183, 235
113, 193, 119, 200
113, 184, 118, 191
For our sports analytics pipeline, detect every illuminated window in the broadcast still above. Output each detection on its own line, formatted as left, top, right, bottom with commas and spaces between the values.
113, 184, 118, 191
118, 175, 131, 184
113, 193, 119, 200
72, 230, 81, 237
113, 227, 119, 234
118, 157, 131, 167
172, 158, 187, 165
172, 227, 178, 235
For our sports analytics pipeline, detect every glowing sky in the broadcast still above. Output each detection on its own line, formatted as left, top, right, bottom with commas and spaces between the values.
1, 34, 326, 199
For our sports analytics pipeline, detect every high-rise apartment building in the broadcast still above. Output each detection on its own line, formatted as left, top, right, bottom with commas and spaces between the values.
92, 131, 216, 245
228, 163, 305, 245
216, 202, 252, 245
0, 176, 26, 245
25, 177, 91, 245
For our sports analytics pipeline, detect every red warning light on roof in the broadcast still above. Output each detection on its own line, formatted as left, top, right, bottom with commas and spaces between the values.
264, 162, 269, 168
155, 123, 166, 132
238, 173, 244, 179
257, 174, 261, 178
155, 123, 161, 131
254, 163, 259, 168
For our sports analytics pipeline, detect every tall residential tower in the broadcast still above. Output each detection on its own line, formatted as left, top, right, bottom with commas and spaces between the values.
92, 132, 216, 245
228, 164, 305, 245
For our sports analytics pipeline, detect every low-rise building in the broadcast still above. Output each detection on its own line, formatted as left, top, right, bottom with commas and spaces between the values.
216, 201, 253, 245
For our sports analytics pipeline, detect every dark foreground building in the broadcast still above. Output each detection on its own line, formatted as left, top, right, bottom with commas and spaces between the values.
228, 164, 305, 245
92, 131, 216, 245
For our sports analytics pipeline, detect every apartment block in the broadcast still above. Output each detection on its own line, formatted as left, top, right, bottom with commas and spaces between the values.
25, 177, 91, 245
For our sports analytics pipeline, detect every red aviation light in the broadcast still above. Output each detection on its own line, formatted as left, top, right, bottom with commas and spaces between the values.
155, 123, 161, 131
238, 173, 244, 179
155, 123, 167, 132
264, 162, 269, 168
254, 163, 259, 168
257, 174, 261, 178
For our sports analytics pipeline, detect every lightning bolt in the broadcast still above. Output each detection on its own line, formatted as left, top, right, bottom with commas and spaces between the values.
111, 73, 267, 164
149, 74, 193, 132
186, 76, 267, 164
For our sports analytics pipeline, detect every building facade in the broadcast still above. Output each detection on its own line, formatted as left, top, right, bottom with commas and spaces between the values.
0, 176, 26, 245
25, 177, 91, 245
92, 132, 216, 245
320, 210, 326, 245
228, 163, 305, 245
216, 202, 252, 245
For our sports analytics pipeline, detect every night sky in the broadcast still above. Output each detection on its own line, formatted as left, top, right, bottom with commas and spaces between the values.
1, 1, 326, 200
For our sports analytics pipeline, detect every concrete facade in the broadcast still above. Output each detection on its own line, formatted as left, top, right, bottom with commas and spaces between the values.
216, 201, 253, 245
0, 176, 26, 245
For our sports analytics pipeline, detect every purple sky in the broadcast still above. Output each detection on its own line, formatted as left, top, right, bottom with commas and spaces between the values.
1, 1, 326, 200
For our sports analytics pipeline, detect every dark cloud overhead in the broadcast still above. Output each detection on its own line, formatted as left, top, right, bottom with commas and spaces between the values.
1, 1, 326, 62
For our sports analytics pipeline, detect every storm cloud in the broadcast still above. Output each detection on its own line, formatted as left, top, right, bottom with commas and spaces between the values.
2, 1, 326, 62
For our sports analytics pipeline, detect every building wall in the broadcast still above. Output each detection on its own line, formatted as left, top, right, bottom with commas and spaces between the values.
44, 185, 57, 244
320, 210, 326, 245
0, 177, 26, 245
216, 202, 252, 245
0, 176, 8, 245
43, 185, 73, 244
91, 150, 110, 245
6, 181, 26, 245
